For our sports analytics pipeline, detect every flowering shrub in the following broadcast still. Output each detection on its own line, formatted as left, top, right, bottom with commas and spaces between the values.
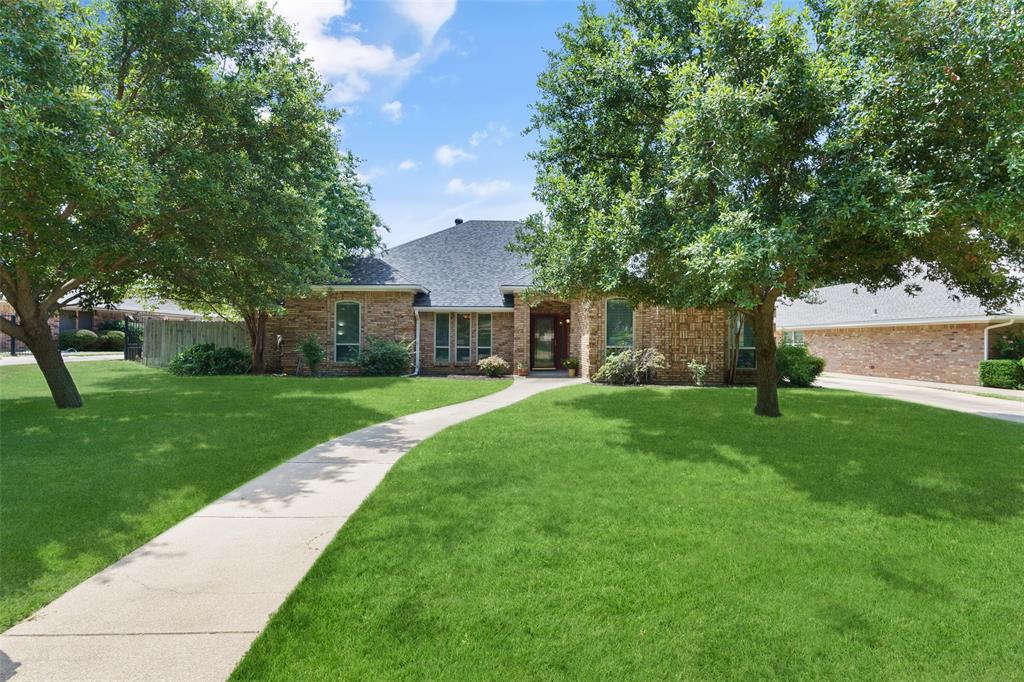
593, 348, 666, 385
478, 355, 511, 377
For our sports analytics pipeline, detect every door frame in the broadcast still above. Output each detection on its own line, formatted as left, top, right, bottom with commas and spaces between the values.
530, 312, 569, 370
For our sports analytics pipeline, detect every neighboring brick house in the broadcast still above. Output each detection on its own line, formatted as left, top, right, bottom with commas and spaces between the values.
270, 219, 752, 384
776, 280, 1024, 385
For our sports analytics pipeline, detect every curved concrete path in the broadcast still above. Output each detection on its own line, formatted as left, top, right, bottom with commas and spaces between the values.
0, 376, 580, 682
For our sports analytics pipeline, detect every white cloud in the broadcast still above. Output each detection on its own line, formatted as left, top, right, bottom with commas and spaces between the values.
468, 122, 511, 147
434, 144, 475, 166
356, 165, 388, 184
380, 100, 403, 122
445, 178, 512, 198
392, 0, 457, 44
268, 1, 421, 103
397, 159, 421, 171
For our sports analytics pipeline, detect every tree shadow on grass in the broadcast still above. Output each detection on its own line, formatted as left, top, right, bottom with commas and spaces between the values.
563, 387, 1024, 523
0, 368, 458, 628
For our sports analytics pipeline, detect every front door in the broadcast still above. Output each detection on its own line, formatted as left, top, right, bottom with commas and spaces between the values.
531, 315, 556, 369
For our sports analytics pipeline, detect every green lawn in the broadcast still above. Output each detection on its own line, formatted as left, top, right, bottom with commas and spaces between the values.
234, 384, 1024, 681
0, 361, 510, 629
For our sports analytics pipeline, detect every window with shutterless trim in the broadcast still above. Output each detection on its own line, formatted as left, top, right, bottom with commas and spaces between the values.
456, 314, 471, 362
334, 301, 361, 363
605, 298, 634, 355
782, 330, 805, 347
434, 313, 450, 364
737, 319, 756, 368
477, 313, 492, 358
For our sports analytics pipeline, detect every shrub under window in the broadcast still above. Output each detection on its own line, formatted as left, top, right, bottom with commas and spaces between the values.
776, 345, 826, 387
358, 337, 412, 376
593, 347, 666, 385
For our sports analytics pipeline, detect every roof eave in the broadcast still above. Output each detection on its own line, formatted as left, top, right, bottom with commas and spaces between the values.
777, 314, 1024, 331
311, 284, 427, 293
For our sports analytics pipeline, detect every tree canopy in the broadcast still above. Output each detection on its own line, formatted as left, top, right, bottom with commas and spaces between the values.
518, 0, 1023, 416
1, 0, 382, 405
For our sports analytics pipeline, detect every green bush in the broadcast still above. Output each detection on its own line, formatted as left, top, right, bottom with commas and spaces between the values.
979, 359, 1024, 389
776, 344, 826, 387
478, 355, 511, 377
357, 337, 412, 376
297, 335, 326, 376
995, 330, 1024, 360
58, 329, 98, 351
168, 343, 251, 376
97, 330, 125, 351
97, 319, 126, 333
593, 348, 667, 385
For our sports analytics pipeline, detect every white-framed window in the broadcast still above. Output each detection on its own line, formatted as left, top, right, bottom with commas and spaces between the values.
782, 330, 805, 347
434, 313, 450, 364
477, 313, 492, 358
605, 298, 634, 355
334, 301, 361, 363
456, 314, 471, 363
737, 319, 756, 369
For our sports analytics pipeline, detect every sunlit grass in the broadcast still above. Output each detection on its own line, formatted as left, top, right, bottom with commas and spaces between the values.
0, 361, 509, 629
234, 384, 1024, 680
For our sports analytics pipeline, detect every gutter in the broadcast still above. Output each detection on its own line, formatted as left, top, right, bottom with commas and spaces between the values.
983, 318, 1018, 360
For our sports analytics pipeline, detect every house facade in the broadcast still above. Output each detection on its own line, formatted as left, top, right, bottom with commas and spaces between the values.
776, 280, 1024, 385
269, 220, 749, 383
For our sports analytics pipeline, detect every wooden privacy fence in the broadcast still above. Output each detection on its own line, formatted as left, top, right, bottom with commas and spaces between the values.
143, 318, 249, 367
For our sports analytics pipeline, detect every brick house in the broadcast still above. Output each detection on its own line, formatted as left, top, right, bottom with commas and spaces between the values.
270, 219, 756, 383
776, 280, 1024, 385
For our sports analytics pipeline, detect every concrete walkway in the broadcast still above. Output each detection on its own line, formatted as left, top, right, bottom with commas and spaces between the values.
0, 352, 123, 367
0, 376, 580, 682
817, 373, 1023, 424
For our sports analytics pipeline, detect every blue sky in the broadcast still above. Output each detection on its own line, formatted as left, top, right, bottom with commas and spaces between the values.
271, 1, 599, 247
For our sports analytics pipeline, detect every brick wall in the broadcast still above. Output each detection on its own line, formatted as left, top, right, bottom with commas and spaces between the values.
800, 322, 996, 385
269, 291, 416, 375
419, 311, 514, 375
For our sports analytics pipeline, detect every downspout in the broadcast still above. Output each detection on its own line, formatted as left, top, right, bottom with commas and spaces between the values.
983, 318, 1014, 360
403, 308, 421, 377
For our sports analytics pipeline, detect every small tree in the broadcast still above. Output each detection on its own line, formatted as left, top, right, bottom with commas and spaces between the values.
297, 335, 325, 377
518, 0, 1023, 416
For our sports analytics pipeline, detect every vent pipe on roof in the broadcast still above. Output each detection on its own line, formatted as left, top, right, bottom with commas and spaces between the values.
454, 218, 463, 224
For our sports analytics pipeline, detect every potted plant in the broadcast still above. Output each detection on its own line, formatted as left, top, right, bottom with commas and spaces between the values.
515, 361, 528, 376
563, 357, 579, 377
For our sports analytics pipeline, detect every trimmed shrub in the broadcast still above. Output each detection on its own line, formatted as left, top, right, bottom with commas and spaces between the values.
297, 335, 326, 376
97, 330, 126, 351
979, 359, 1024, 389
776, 345, 826, 387
593, 348, 667, 385
59, 329, 98, 351
168, 343, 251, 376
478, 355, 511, 377
357, 337, 412, 376
97, 319, 126, 333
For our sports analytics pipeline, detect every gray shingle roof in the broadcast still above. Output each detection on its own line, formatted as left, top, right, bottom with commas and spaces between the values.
777, 278, 1024, 328
333, 220, 531, 308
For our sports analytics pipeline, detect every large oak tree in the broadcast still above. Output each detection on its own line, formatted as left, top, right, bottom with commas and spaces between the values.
1, 0, 379, 405
518, 0, 1023, 416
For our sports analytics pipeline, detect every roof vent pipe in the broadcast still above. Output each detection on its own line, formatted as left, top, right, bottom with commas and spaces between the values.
454, 218, 463, 224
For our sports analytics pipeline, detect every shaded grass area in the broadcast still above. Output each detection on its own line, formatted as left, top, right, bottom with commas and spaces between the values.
0, 361, 509, 629
234, 385, 1024, 680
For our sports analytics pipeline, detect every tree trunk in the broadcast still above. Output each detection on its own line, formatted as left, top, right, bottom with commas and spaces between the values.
244, 309, 268, 374
751, 300, 781, 418
23, 315, 84, 409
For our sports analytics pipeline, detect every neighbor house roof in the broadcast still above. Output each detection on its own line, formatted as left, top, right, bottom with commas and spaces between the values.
330, 220, 531, 308
777, 278, 1024, 329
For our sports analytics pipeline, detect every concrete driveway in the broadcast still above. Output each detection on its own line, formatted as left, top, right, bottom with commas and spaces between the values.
817, 373, 1023, 424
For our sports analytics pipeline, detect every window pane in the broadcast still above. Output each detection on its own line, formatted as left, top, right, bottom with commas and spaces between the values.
740, 320, 756, 348
335, 302, 359, 345
477, 314, 491, 353
606, 299, 633, 350
457, 314, 470, 347
737, 348, 756, 369
336, 344, 359, 363
435, 313, 449, 348
435, 347, 449, 363
456, 347, 470, 362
